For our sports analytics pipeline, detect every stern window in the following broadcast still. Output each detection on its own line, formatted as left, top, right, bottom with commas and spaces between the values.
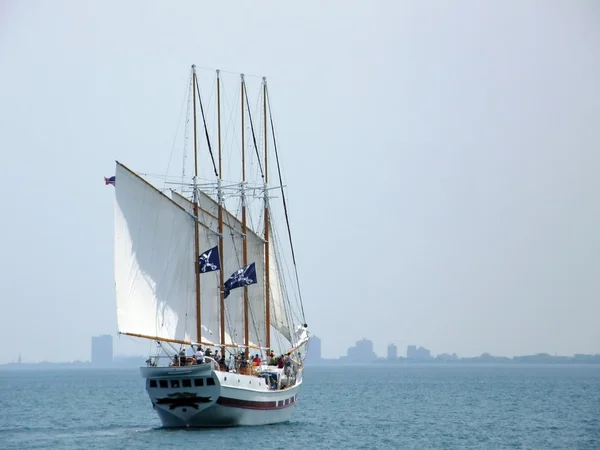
207, 378, 216, 386
159, 380, 168, 388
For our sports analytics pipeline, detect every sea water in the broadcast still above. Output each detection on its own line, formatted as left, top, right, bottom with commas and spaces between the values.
1, 364, 598, 449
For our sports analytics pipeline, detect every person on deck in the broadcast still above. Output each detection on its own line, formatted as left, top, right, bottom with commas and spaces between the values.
195, 346, 204, 364
252, 354, 262, 367
284, 353, 292, 376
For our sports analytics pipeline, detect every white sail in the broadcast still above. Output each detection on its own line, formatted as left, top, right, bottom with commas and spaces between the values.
197, 190, 267, 348
171, 189, 266, 348
170, 191, 222, 345
268, 226, 292, 343
244, 223, 267, 348
171, 190, 267, 347
114, 162, 197, 343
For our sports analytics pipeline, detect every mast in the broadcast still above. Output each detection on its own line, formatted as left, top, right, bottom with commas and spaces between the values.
241, 74, 249, 360
192, 65, 202, 342
217, 70, 225, 353
263, 77, 271, 349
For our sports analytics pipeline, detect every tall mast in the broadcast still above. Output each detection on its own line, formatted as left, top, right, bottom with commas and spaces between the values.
192, 65, 202, 342
217, 70, 225, 353
263, 77, 271, 349
241, 75, 249, 360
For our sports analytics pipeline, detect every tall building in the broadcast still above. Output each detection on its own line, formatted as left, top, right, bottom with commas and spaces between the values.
346, 338, 377, 362
305, 335, 322, 363
387, 343, 398, 360
407, 345, 432, 360
91, 335, 113, 365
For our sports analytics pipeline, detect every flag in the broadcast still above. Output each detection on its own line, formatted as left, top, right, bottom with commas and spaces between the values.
199, 245, 221, 273
104, 176, 115, 186
223, 262, 257, 298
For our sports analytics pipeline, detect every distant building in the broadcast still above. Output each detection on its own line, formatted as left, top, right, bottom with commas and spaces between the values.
407, 345, 432, 360
305, 336, 322, 363
91, 335, 113, 365
346, 338, 377, 363
387, 343, 398, 360
436, 352, 459, 361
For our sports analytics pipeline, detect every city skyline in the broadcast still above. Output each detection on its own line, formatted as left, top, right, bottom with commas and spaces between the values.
305, 336, 600, 365
4, 333, 600, 365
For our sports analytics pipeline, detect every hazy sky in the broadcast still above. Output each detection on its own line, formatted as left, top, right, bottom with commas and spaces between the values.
1, 1, 599, 363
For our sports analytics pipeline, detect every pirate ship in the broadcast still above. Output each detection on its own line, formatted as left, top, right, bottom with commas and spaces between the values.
110, 65, 309, 427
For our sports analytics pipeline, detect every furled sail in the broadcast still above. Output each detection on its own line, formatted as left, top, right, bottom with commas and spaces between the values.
114, 162, 197, 343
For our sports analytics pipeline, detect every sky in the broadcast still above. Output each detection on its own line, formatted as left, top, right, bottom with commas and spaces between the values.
0, 0, 599, 363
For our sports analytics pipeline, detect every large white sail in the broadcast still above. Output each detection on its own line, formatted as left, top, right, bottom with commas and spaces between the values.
201, 190, 267, 348
197, 190, 267, 348
170, 191, 221, 345
114, 162, 197, 343
171, 189, 267, 348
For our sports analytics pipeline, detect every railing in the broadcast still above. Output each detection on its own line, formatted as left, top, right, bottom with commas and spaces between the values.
145, 353, 299, 377
203, 356, 221, 372
145, 354, 219, 370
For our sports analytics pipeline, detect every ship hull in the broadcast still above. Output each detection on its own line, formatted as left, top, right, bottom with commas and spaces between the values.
141, 365, 301, 428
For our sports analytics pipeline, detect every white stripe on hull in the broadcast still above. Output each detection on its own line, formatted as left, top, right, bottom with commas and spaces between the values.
141, 366, 302, 428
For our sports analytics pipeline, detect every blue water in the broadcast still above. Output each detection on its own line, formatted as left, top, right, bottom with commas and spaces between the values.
1, 365, 598, 449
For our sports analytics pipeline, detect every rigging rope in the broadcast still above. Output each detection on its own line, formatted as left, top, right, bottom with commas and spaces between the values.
242, 82, 265, 179
195, 75, 219, 178
265, 86, 306, 324
181, 76, 192, 187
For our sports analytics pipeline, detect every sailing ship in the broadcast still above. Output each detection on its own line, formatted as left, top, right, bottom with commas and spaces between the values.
109, 65, 309, 427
